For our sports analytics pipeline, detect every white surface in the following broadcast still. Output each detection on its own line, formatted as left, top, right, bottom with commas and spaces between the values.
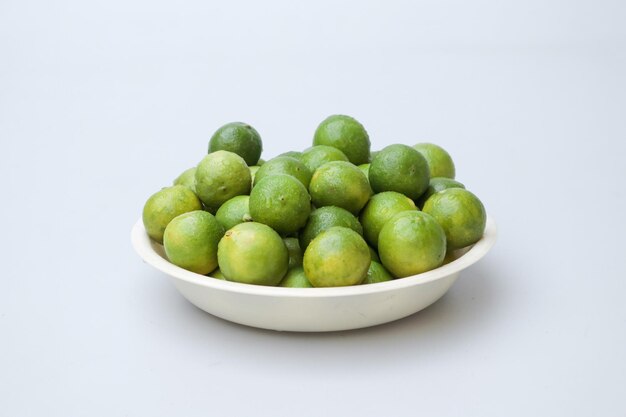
131, 217, 496, 331
1, 0, 625, 415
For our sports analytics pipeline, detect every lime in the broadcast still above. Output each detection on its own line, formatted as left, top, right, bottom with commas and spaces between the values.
358, 163, 370, 178
279, 266, 313, 288
249, 165, 261, 185
253, 156, 312, 189
368, 245, 381, 263
369, 144, 430, 200
215, 195, 252, 231
173, 167, 196, 192
195, 151, 251, 213
359, 191, 418, 247
249, 174, 311, 234
303, 226, 370, 287
163, 210, 224, 274
313, 115, 370, 165
257, 158, 266, 166
413, 143, 455, 179
208, 122, 262, 166
422, 188, 486, 249
217, 222, 288, 286
283, 237, 303, 269
369, 150, 379, 162
362, 261, 393, 284
308, 161, 370, 215
378, 211, 446, 277
416, 177, 465, 208
277, 151, 302, 160
209, 269, 226, 280
142, 185, 202, 243
299, 206, 363, 250
300, 145, 349, 173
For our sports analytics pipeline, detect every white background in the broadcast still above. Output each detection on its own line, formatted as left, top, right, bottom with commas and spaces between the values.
1, 0, 625, 416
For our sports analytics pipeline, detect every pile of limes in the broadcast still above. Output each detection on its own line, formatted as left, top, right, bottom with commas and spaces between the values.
142, 115, 487, 287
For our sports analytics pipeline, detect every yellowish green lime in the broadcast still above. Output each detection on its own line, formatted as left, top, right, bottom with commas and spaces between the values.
362, 261, 393, 284
308, 161, 370, 215
209, 122, 263, 166
313, 115, 370, 165
209, 269, 226, 280
416, 177, 465, 208
413, 143, 455, 179
378, 211, 446, 277
283, 237, 303, 269
215, 195, 252, 231
173, 167, 196, 192
279, 266, 313, 288
253, 156, 312, 189
369, 144, 430, 200
195, 151, 251, 213
359, 191, 418, 248
142, 185, 202, 243
300, 145, 349, 173
299, 206, 363, 250
422, 188, 486, 250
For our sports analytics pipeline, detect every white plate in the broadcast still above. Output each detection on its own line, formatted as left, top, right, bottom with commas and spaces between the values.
131, 216, 497, 332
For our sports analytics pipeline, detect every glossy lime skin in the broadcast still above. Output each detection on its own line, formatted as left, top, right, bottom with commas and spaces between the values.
378, 211, 446, 278
362, 261, 393, 284
300, 145, 349, 173
413, 143, 456, 179
163, 210, 224, 275
416, 177, 465, 208
279, 266, 313, 288
217, 222, 288, 286
303, 226, 371, 287
299, 206, 363, 250
208, 122, 263, 166
283, 237, 303, 269
253, 156, 312, 189
308, 161, 371, 215
313, 115, 371, 165
142, 185, 202, 243
422, 188, 486, 250
249, 174, 311, 234
369, 144, 430, 200
173, 167, 196, 192
359, 191, 418, 248
215, 195, 252, 231
195, 151, 251, 213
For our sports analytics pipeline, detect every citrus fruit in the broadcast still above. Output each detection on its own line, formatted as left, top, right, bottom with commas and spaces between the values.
195, 151, 251, 213
378, 211, 446, 277
369, 144, 430, 200
369, 150, 379, 162
308, 161, 370, 215
277, 151, 302, 160
173, 167, 196, 192
313, 115, 370, 165
215, 195, 252, 231
358, 163, 370, 178
416, 177, 465, 208
163, 210, 224, 274
422, 188, 486, 249
413, 143, 455, 179
253, 156, 312, 189
279, 267, 313, 288
362, 261, 393, 284
303, 226, 370, 287
368, 246, 381, 262
300, 145, 349, 173
209, 269, 226, 280
249, 174, 311, 234
217, 222, 288, 286
283, 237, 303, 269
208, 122, 262, 166
249, 166, 260, 185
359, 191, 418, 247
142, 185, 202, 243
299, 206, 363, 250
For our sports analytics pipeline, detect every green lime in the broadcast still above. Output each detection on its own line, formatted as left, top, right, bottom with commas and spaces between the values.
299, 206, 363, 250
313, 115, 370, 165
209, 269, 226, 280
283, 237, 303, 269
208, 122, 262, 166
215, 195, 252, 231
359, 191, 418, 248
277, 151, 302, 160
413, 143, 456, 179
369, 150, 379, 162
173, 167, 196, 192
378, 211, 446, 277
308, 161, 370, 215
163, 210, 224, 274
369, 144, 430, 200
217, 222, 288, 286
249, 174, 311, 234
142, 185, 202, 243
362, 261, 393, 284
195, 151, 251, 213
279, 266, 313, 288
303, 226, 370, 287
253, 156, 312, 189
300, 145, 349, 173
422, 188, 486, 249
257, 158, 266, 166
416, 177, 465, 208
358, 163, 370, 178
368, 246, 381, 263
